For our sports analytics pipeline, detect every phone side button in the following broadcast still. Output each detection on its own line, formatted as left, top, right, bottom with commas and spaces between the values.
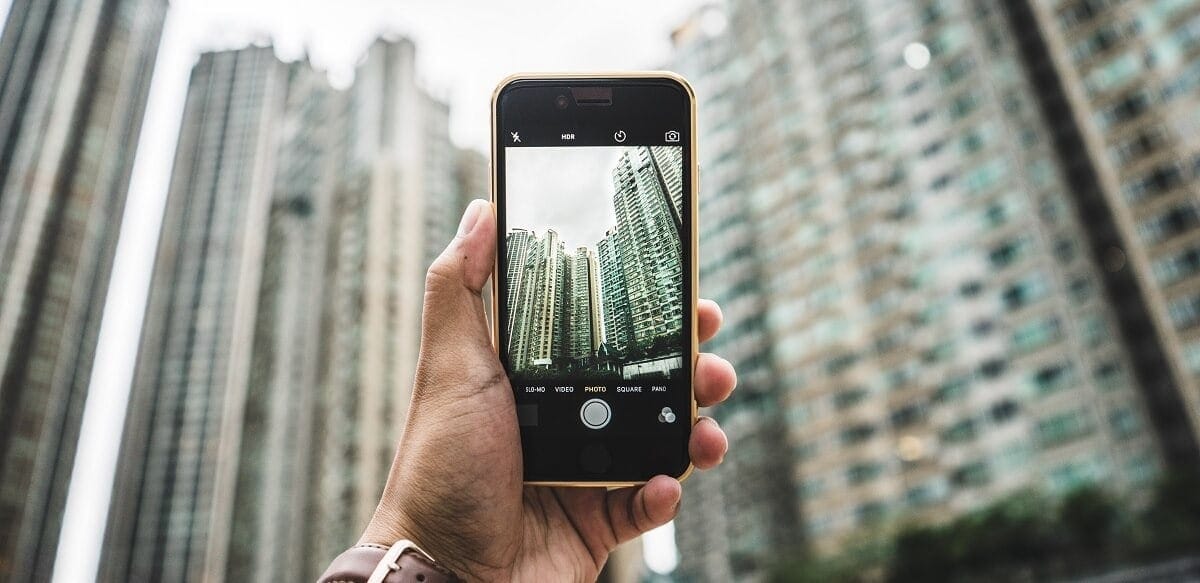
580, 442, 611, 474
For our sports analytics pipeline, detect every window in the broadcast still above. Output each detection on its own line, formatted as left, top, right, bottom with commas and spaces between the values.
941, 418, 978, 444
934, 377, 970, 402
1055, 238, 1077, 263
1123, 162, 1184, 203
1049, 459, 1099, 492
826, 351, 860, 375
833, 387, 869, 410
989, 237, 1028, 269
800, 478, 826, 500
1070, 276, 1094, 301
1013, 317, 1063, 352
841, 424, 877, 446
985, 202, 1008, 227
1003, 275, 1049, 310
1110, 127, 1167, 167
1060, 0, 1111, 29
1185, 340, 1200, 374
857, 501, 887, 525
960, 280, 984, 297
1071, 19, 1131, 61
1138, 201, 1200, 245
1168, 293, 1200, 330
979, 358, 1008, 379
1094, 360, 1124, 390
1096, 90, 1150, 130
1084, 51, 1142, 95
1033, 362, 1075, 396
891, 404, 926, 428
1109, 407, 1140, 438
1036, 409, 1095, 448
949, 90, 981, 119
991, 399, 1020, 423
1156, 243, 1200, 284
846, 462, 884, 485
964, 158, 1007, 196
941, 55, 975, 85
951, 461, 991, 488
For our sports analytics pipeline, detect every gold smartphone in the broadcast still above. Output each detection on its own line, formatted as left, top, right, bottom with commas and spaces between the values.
491, 73, 698, 485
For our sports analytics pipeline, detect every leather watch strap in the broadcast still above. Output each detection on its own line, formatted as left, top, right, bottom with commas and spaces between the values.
318, 541, 464, 583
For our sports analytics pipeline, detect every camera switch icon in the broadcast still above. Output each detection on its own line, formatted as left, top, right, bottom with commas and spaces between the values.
658, 407, 677, 423
664, 130, 680, 143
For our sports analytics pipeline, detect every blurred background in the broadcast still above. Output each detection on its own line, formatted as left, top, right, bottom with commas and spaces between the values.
1, 0, 1200, 581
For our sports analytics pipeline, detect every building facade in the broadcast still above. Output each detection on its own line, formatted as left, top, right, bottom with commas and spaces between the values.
509, 229, 567, 370
99, 47, 291, 582
0, 0, 166, 578
669, 0, 1189, 578
599, 228, 634, 355
223, 61, 344, 582
305, 38, 476, 571
1004, 0, 1200, 459
567, 246, 603, 361
101, 39, 481, 582
610, 147, 685, 352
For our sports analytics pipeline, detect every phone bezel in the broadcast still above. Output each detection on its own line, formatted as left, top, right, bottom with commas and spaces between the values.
490, 72, 699, 486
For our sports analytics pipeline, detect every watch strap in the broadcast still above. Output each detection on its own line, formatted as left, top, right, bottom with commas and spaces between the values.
318, 541, 464, 583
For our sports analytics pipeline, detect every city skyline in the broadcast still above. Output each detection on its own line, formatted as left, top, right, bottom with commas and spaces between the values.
97, 39, 483, 582
506, 145, 685, 378
1, 0, 1195, 581
49, 3, 696, 578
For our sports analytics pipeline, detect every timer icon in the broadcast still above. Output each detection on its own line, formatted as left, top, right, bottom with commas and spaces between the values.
613, 130, 627, 143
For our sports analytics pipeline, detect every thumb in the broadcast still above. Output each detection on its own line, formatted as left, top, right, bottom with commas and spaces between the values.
421, 199, 496, 349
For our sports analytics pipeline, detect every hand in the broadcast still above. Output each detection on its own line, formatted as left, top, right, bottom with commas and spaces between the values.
359, 199, 737, 581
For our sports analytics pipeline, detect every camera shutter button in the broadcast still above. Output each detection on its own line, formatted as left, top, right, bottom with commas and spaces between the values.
580, 398, 611, 429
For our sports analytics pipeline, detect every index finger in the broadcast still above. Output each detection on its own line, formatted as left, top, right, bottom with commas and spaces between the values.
698, 299, 722, 343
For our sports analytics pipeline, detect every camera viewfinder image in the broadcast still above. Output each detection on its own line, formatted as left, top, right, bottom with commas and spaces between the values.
505, 146, 685, 382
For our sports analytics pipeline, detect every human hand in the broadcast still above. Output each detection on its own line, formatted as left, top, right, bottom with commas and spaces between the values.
359, 199, 737, 581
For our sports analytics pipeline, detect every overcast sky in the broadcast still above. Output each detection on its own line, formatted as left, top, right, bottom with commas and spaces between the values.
45, 0, 704, 580
507, 146, 624, 250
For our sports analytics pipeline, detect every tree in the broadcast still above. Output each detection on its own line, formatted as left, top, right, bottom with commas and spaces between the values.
1059, 485, 1119, 554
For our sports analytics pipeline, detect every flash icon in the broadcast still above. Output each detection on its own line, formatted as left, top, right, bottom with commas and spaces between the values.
510, 131, 521, 143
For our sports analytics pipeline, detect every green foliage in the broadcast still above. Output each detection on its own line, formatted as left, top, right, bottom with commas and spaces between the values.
769, 472, 1200, 582
1137, 471, 1200, 556
1059, 484, 1119, 553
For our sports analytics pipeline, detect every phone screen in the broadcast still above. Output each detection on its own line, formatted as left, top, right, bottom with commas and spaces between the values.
494, 78, 694, 482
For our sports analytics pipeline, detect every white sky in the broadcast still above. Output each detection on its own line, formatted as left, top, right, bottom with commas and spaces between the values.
48, 0, 701, 579
506, 146, 623, 250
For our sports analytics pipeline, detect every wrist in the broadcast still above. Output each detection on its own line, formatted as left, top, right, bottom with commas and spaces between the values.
360, 501, 487, 582
320, 541, 464, 583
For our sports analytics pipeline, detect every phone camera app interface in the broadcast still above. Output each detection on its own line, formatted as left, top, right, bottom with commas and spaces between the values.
503, 145, 686, 437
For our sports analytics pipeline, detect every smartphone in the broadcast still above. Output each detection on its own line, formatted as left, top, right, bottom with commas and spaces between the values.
491, 73, 697, 485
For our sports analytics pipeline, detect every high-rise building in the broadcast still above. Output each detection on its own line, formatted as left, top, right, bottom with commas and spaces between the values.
510, 229, 567, 370
598, 228, 634, 355
610, 147, 684, 351
668, 8, 805, 579
101, 38, 482, 582
566, 246, 603, 360
649, 146, 686, 230
223, 61, 343, 583
669, 0, 1186, 577
0, 0, 166, 578
506, 228, 535, 337
1001, 0, 1200, 459
306, 38, 476, 569
99, 47, 291, 582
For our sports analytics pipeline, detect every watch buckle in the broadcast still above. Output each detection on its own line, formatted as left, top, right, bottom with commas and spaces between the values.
367, 539, 435, 583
